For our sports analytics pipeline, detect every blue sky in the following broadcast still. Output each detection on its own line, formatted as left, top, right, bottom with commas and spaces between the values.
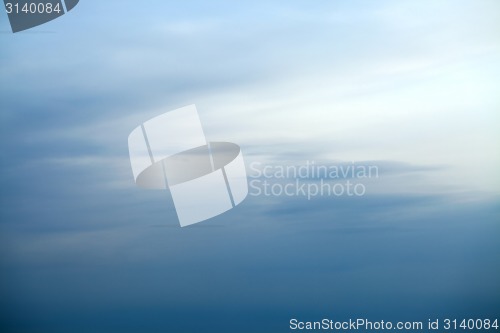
1, 1, 499, 332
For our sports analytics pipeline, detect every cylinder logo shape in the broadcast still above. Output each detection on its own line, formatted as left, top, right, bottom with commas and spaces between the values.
128, 105, 248, 227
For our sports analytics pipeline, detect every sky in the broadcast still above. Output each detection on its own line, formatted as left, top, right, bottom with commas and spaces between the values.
0, 1, 499, 332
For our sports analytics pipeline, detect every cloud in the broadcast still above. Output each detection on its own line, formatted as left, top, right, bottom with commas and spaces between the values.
0, 2, 499, 331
